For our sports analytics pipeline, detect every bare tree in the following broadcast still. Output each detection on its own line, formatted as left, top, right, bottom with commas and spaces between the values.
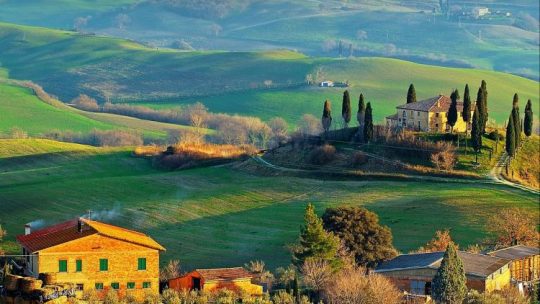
297, 114, 322, 137
269, 117, 289, 147
302, 259, 332, 295
160, 260, 181, 282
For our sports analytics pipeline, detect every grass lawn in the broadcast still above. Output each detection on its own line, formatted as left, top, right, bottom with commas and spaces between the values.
0, 139, 537, 270
504, 135, 540, 189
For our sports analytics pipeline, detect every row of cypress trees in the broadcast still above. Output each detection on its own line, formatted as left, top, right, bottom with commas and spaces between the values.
505, 94, 534, 159
322, 91, 374, 143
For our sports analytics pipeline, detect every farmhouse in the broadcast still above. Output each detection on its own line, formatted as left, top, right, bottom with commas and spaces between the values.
319, 81, 334, 87
488, 245, 540, 283
375, 251, 511, 295
16, 218, 165, 299
385, 95, 474, 133
472, 7, 490, 18
168, 267, 263, 295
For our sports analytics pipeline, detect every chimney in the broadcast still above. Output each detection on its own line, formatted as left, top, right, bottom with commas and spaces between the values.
24, 224, 31, 235
78, 218, 83, 233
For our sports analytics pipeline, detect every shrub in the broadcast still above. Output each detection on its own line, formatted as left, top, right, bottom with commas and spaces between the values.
272, 291, 295, 304
431, 149, 457, 171
487, 130, 504, 141
82, 289, 100, 304
103, 289, 120, 304
72, 94, 100, 112
309, 144, 336, 165
350, 152, 368, 167
162, 288, 181, 304
10, 127, 28, 139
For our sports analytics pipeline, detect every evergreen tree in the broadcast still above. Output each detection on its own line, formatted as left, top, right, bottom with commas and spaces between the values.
357, 93, 366, 140
481, 80, 489, 133
512, 94, 521, 150
292, 274, 300, 303
291, 204, 341, 269
363, 102, 373, 143
407, 84, 417, 104
471, 105, 482, 161
476, 87, 486, 134
342, 90, 352, 128
524, 99, 533, 137
506, 114, 516, 158
462, 84, 472, 126
322, 100, 332, 133
447, 90, 459, 133
431, 243, 467, 304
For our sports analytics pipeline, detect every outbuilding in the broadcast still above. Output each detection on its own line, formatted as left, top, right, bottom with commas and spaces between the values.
488, 245, 540, 283
168, 267, 263, 295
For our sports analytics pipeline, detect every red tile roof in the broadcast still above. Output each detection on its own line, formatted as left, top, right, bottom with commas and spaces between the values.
17, 218, 165, 252
195, 267, 254, 281
397, 95, 469, 113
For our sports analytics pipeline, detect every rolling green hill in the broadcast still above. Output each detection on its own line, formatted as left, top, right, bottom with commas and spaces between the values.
0, 139, 538, 270
0, 22, 537, 126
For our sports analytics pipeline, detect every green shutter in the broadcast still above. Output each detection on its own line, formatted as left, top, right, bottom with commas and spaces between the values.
138, 258, 146, 270
127, 282, 135, 289
99, 259, 108, 271
111, 282, 119, 290
58, 260, 67, 272
76, 260, 82, 272
142, 282, 151, 289
95, 283, 103, 290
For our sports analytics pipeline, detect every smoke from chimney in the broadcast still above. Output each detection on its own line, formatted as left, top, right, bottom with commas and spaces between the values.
24, 224, 31, 235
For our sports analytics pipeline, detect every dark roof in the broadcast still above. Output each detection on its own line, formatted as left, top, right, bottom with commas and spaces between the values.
397, 95, 467, 113
488, 245, 540, 260
376, 252, 444, 271
17, 218, 165, 252
376, 251, 510, 278
386, 113, 399, 120
195, 267, 254, 281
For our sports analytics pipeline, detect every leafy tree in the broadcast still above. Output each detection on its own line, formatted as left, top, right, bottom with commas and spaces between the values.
291, 204, 341, 269
431, 243, 467, 304
342, 90, 352, 128
506, 113, 516, 158
524, 99, 533, 137
322, 100, 332, 133
322, 206, 397, 267
363, 102, 373, 143
487, 208, 540, 247
462, 84, 472, 125
415, 229, 457, 253
407, 84, 416, 104
471, 105, 482, 160
447, 90, 459, 133
512, 94, 521, 150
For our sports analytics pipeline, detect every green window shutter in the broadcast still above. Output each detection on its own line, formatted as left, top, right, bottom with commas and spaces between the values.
127, 282, 135, 289
76, 260, 82, 272
95, 283, 103, 290
138, 258, 146, 270
99, 259, 108, 271
58, 260, 67, 272
111, 282, 119, 290
142, 282, 151, 289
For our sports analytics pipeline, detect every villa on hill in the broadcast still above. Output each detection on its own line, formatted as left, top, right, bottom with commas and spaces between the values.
17, 218, 165, 299
386, 95, 474, 133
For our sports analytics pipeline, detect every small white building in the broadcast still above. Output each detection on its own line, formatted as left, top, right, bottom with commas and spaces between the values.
320, 81, 334, 87
472, 7, 490, 18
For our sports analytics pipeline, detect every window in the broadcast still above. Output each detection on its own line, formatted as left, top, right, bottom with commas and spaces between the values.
436, 113, 440, 117
417, 111, 420, 117
76, 284, 84, 291
142, 282, 151, 289
59, 260, 68, 273
410, 280, 426, 295
138, 258, 147, 270
111, 282, 120, 290
76, 259, 82, 272
95, 283, 104, 290
127, 282, 136, 289
410, 111, 413, 116
99, 259, 108, 271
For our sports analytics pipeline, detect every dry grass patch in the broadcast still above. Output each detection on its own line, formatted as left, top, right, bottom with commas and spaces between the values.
158, 143, 257, 170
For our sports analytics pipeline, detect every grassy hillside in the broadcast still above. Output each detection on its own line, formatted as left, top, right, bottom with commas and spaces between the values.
0, 22, 537, 125
0, 139, 537, 270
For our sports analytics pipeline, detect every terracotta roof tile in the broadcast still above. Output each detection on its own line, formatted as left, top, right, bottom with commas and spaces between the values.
195, 267, 254, 281
488, 245, 540, 260
396, 95, 468, 113
82, 219, 165, 251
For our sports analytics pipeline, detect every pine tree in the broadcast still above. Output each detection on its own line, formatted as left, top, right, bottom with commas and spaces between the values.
322, 100, 332, 133
512, 94, 521, 150
481, 80, 488, 133
407, 84, 417, 104
292, 204, 341, 269
432, 243, 467, 304
363, 102, 373, 143
506, 113, 516, 158
462, 84, 472, 126
471, 105, 482, 162
524, 99, 533, 137
447, 90, 458, 134
342, 90, 352, 128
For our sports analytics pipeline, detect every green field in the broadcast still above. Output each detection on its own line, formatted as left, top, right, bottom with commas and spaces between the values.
0, 139, 537, 270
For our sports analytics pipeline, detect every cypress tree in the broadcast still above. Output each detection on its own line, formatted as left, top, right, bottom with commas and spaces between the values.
471, 105, 482, 161
506, 113, 516, 158
291, 204, 341, 269
481, 80, 488, 133
363, 102, 373, 143
431, 243, 467, 304
407, 84, 417, 104
512, 94, 521, 149
524, 99, 533, 137
322, 100, 332, 133
357, 93, 366, 140
476, 87, 486, 134
447, 90, 458, 133
342, 90, 352, 128
462, 84, 472, 127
